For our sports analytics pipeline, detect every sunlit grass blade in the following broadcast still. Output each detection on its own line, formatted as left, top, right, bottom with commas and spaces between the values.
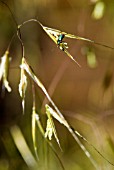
19, 57, 27, 114
45, 105, 62, 151
32, 106, 39, 160
0, 50, 11, 92
10, 125, 38, 169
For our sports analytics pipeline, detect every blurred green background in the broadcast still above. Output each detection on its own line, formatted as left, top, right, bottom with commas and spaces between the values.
0, 0, 114, 170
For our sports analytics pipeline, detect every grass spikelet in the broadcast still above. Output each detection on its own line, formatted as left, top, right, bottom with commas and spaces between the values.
0, 50, 11, 92
38, 20, 114, 52
45, 104, 114, 168
19, 58, 67, 125
35, 113, 65, 170
45, 118, 53, 140
38, 22, 81, 67
19, 57, 27, 113
45, 104, 98, 169
20, 58, 97, 167
19, 57, 114, 168
45, 105, 62, 151
18, 19, 114, 69
45, 104, 67, 126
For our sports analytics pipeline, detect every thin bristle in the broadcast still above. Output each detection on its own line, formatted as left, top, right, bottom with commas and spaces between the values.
72, 58, 81, 67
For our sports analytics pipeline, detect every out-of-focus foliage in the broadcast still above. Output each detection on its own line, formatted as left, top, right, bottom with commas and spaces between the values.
92, 1, 105, 20
1, 0, 114, 170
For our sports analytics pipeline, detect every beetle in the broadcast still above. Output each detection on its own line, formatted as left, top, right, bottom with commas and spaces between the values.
57, 34, 65, 45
